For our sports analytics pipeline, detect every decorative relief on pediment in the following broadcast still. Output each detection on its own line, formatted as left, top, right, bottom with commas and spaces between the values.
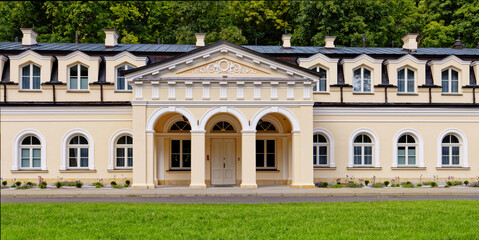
192, 59, 257, 74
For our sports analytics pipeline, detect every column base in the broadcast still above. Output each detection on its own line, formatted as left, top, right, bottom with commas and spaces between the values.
189, 183, 207, 189
291, 184, 315, 189
131, 183, 149, 189
240, 183, 258, 189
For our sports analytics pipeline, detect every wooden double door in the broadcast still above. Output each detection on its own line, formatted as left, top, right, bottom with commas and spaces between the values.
211, 138, 236, 185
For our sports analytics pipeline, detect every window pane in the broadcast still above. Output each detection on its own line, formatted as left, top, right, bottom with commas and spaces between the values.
319, 146, 327, 155
127, 148, 133, 167
407, 69, 414, 80
452, 156, 460, 165
22, 136, 31, 145
182, 154, 191, 168
80, 148, 88, 167
451, 79, 458, 93
313, 146, 317, 165
117, 148, 125, 158
31, 136, 40, 145
363, 135, 372, 143
117, 76, 125, 90
80, 65, 88, 77
442, 79, 448, 93
363, 79, 371, 92
22, 76, 30, 89
442, 147, 449, 165
116, 157, 125, 167
33, 148, 41, 158
364, 155, 372, 165
353, 69, 361, 92
316, 134, 327, 143
266, 140, 275, 154
256, 154, 264, 167
363, 69, 371, 80
171, 140, 180, 154
398, 147, 405, 157
118, 136, 126, 144
407, 78, 414, 92
79, 136, 88, 144
183, 140, 191, 154
408, 155, 416, 165
451, 69, 458, 80
398, 79, 404, 92
33, 65, 40, 76
398, 156, 405, 165
69, 148, 77, 167
80, 157, 88, 167
364, 146, 372, 156
353, 146, 362, 164
319, 79, 326, 92
70, 77, 78, 89
397, 69, 405, 80
70, 65, 78, 76
21, 149, 30, 167
354, 155, 362, 165
171, 154, 180, 168
266, 154, 275, 167
33, 77, 40, 89
319, 156, 328, 165
407, 135, 415, 143
450, 135, 459, 143
398, 135, 407, 143
80, 77, 88, 89
126, 136, 133, 144
452, 146, 459, 156
354, 135, 363, 143
32, 157, 41, 168
256, 140, 264, 153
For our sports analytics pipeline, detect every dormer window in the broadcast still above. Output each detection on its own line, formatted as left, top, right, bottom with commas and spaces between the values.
313, 66, 327, 92
441, 68, 459, 93
116, 64, 134, 91
397, 68, 415, 93
21, 64, 41, 90
353, 67, 371, 93
69, 64, 88, 90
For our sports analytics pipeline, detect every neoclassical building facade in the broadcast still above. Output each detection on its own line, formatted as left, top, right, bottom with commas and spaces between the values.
1, 29, 478, 188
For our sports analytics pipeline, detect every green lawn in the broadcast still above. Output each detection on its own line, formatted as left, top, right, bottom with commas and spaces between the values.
1, 201, 478, 239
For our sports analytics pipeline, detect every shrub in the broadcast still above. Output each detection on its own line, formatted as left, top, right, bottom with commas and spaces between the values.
447, 181, 453, 186
125, 179, 131, 186
2, 181, 7, 187
16, 184, 34, 190
364, 180, 369, 186
110, 181, 117, 186
336, 181, 341, 185
384, 181, 390, 187
416, 183, 423, 187
444, 185, 450, 188
391, 183, 400, 187
15, 181, 21, 187
468, 182, 479, 187
315, 182, 328, 188
346, 181, 364, 188
464, 180, 469, 185
55, 181, 62, 188
39, 182, 47, 189
27, 182, 33, 186
372, 182, 384, 188
94, 182, 103, 188
330, 184, 343, 188
75, 181, 83, 188
430, 182, 438, 187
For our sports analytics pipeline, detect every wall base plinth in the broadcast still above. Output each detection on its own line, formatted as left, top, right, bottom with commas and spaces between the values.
189, 183, 207, 189
240, 183, 258, 189
291, 184, 315, 189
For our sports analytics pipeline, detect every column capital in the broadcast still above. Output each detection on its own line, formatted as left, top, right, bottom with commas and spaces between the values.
241, 130, 257, 134
190, 130, 206, 134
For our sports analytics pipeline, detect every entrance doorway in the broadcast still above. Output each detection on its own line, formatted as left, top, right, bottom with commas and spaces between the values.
211, 138, 236, 185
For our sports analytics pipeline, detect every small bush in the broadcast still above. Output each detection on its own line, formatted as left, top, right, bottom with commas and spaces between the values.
384, 181, 390, 187
416, 183, 423, 187
330, 184, 343, 188
15, 181, 21, 187
372, 182, 384, 188
468, 182, 479, 187
125, 180, 131, 186
447, 181, 453, 186
94, 182, 103, 188
430, 182, 438, 187
315, 182, 328, 188
391, 183, 400, 187
26, 182, 33, 186
464, 180, 469, 185
364, 180, 369, 186
55, 182, 62, 188
16, 184, 34, 190
110, 181, 117, 186
2, 181, 7, 187
39, 182, 47, 189
346, 182, 364, 188
75, 181, 83, 188
444, 185, 450, 188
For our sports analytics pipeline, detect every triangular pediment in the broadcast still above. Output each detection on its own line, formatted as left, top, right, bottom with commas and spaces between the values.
123, 41, 320, 81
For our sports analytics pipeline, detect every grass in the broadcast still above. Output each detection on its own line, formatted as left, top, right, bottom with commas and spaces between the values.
1, 201, 478, 239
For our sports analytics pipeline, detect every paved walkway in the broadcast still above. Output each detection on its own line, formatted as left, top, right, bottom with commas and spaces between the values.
2, 186, 478, 199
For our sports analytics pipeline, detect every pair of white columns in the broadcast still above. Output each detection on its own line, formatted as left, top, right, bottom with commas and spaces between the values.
189, 130, 258, 188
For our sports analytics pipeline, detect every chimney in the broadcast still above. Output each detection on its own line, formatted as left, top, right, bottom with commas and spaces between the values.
324, 36, 336, 49
401, 33, 418, 51
452, 39, 464, 49
104, 29, 119, 48
195, 33, 206, 47
20, 28, 38, 46
282, 34, 292, 49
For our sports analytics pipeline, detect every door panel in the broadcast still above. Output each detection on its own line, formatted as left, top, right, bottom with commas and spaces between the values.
211, 139, 236, 185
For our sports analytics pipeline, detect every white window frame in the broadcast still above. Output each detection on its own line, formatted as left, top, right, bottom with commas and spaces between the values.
392, 129, 424, 168
67, 135, 90, 169
108, 129, 133, 170
256, 138, 276, 169
397, 67, 415, 93
170, 138, 191, 170
116, 64, 134, 91
61, 129, 95, 170
12, 129, 47, 171
20, 63, 41, 90
352, 66, 372, 93
68, 63, 89, 90
352, 135, 374, 166
348, 128, 380, 168
312, 66, 327, 92
313, 128, 335, 167
396, 135, 417, 166
19, 136, 42, 169
437, 129, 468, 168
313, 134, 329, 167
441, 68, 459, 94
115, 135, 133, 169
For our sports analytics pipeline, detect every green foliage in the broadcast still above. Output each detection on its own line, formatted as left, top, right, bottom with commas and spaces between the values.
125, 180, 131, 187
464, 181, 469, 185
75, 181, 83, 188
391, 183, 400, 187
14, 181, 21, 187
346, 181, 364, 188
94, 182, 103, 188
416, 183, 423, 187
330, 183, 343, 188
39, 182, 47, 189
364, 180, 369, 186
372, 182, 384, 188
384, 181, 390, 187
110, 181, 117, 186
2, 181, 7, 187
1, 1, 477, 47
55, 181, 62, 188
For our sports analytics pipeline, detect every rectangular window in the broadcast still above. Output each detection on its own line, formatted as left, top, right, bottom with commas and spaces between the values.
407, 70, 415, 92
256, 140, 275, 168
69, 148, 78, 167
397, 147, 406, 165
353, 146, 362, 165
21, 149, 30, 168
353, 69, 361, 92
32, 148, 41, 168
364, 146, 372, 165
318, 146, 327, 165
22, 66, 30, 89
127, 148, 133, 167
80, 148, 88, 167
451, 70, 458, 93
407, 147, 416, 165
442, 146, 449, 165
452, 146, 460, 165
170, 139, 191, 169
116, 148, 125, 167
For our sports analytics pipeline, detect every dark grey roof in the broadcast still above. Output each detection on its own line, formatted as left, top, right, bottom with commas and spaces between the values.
1, 41, 479, 56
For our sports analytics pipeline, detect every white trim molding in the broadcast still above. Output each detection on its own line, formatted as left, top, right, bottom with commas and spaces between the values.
61, 129, 95, 170
250, 107, 300, 132
56, 50, 101, 62
428, 55, 472, 66
297, 53, 339, 64
9, 50, 54, 61
109, 129, 133, 170
313, 128, 335, 167
199, 106, 249, 131
104, 51, 148, 62
437, 128, 468, 168
392, 129, 424, 168
348, 128, 380, 168
341, 54, 383, 64
146, 106, 198, 132
385, 54, 427, 65
12, 129, 47, 171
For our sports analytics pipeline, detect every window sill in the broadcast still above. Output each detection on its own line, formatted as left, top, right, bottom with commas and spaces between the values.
166, 169, 191, 172
18, 90, 42, 92
397, 93, 418, 96
391, 167, 426, 170
352, 92, 374, 95
59, 169, 97, 173
436, 167, 470, 170
256, 169, 279, 172
441, 93, 462, 96
313, 91, 330, 95
107, 169, 132, 173
11, 170, 48, 173
114, 90, 133, 93
314, 166, 336, 170
347, 167, 382, 170
67, 90, 90, 93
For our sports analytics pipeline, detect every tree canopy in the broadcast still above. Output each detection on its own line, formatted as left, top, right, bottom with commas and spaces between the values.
0, 0, 477, 48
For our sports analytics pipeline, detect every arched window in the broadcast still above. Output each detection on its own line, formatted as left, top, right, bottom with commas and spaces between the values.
313, 134, 329, 166
19, 136, 41, 169
353, 134, 373, 166
212, 121, 234, 131
397, 68, 415, 93
441, 134, 461, 166
441, 68, 459, 93
67, 135, 89, 168
116, 64, 134, 91
353, 67, 371, 93
169, 121, 191, 132
21, 64, 41, 90
69, 64, 88, 90
312, 66, 327, 92
397, 134, 416, 166
115, 135, 133, 168
256, 120, 276, 132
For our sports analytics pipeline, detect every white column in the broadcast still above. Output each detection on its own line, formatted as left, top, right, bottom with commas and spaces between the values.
132, 105, 148, 189
241, 130, 257, 188
290, 131, 301, 187
190, 130, 206, 188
